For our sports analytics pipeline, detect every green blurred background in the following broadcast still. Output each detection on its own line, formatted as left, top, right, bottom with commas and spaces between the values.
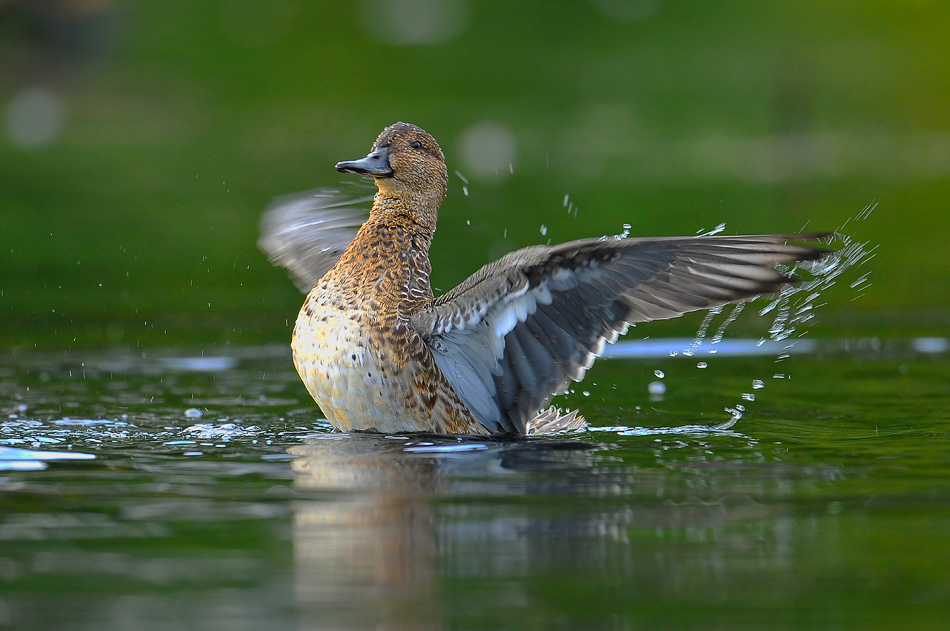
1, 0, 947, 350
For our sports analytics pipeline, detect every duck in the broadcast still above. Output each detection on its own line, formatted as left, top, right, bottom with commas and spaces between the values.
259, 122, 828, 435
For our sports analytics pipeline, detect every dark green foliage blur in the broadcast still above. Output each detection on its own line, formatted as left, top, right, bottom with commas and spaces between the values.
1, 0, 947, 349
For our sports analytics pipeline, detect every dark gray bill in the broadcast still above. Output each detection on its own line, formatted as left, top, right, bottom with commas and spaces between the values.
335, 145, 393, 178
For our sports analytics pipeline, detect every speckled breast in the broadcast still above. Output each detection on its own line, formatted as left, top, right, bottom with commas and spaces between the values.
290, 292, 485, 435
291, 299, 403, 433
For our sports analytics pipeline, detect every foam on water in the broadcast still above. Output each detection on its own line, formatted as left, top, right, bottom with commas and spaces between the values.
588, 424, 744, 438
182, 422, 263, 441
1, 417, 143, 449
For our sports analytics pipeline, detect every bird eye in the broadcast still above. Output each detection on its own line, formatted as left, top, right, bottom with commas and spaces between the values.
410, 141, 422, 149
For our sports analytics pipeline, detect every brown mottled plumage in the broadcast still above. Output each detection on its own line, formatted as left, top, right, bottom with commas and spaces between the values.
260, 122, 829, 435
288, 123, 488, 434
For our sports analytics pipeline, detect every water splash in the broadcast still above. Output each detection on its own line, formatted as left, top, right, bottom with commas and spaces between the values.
562, 193, 579, 217
686, 204, 876, 427
1, 417, 142, 449
700, 222, 727, 236
685, 306, 723, 356
601, 222, 631, 241
455, 170, 470, 196
758, 229, 876, 343
182, 422, 262, 442
589, 424, 745, 438
710, 302, 746, 344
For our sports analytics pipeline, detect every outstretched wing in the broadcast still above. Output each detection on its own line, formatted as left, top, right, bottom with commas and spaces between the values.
258, 188, 373, 292
413, 234, 828, 434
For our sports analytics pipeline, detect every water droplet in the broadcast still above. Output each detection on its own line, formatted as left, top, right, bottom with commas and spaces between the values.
723, 406, 743, 425
654, 370, 665, 378
696, 361, 707, 369
752, 379, 765, 390
741, 392, 755, 401
647, 381, 666, 395
582, 391, 590, 397
539, 224, 547, 236
700, 222, 727, 236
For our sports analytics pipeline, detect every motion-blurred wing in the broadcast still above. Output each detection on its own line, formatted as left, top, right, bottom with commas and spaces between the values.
258, 188, 372, 292
413, 234, 828, 433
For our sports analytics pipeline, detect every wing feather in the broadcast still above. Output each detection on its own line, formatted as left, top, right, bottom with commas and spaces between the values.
416, 233, 828, 433
258, 188, 372, 292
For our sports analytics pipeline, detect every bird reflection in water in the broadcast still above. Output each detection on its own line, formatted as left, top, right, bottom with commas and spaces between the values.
285, 429, 809, 630
286, 433, 605, 630
289, 434, 443, 630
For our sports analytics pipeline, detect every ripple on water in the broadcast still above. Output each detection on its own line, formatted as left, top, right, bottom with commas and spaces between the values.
0, 445, 95, 472
1, 417, 146, 449
181, 422, 263, 441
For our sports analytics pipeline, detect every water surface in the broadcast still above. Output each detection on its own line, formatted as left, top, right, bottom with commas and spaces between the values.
2, 344, 948, 630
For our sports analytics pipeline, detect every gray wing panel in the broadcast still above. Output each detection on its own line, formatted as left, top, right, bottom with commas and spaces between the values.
416, 233, 828, 433
258, 188, 372, 292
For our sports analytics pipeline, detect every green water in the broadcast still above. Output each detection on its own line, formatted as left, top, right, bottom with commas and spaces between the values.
2, 1, 950, 628
2, 0, 949, 348
1, 346, 949, 630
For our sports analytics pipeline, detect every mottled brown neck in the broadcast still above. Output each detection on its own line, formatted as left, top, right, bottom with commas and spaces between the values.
325, 194, 435, 315
369, 190, 440, 241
